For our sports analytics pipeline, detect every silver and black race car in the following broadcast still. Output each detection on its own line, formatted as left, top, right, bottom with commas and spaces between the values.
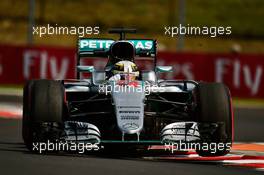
22, 28, 234, 156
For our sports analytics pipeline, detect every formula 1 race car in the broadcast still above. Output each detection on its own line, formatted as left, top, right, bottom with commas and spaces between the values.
22, 28, 233, 156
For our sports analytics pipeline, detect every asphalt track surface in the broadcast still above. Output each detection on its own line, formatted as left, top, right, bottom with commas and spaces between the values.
0, 95, 263, 175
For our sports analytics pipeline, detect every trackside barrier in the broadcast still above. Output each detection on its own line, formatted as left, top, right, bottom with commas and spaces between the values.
0, 44, 263, 98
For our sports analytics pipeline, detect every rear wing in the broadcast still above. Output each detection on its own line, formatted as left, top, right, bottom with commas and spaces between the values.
76, 28, 158, 79
78, 38, 157, 58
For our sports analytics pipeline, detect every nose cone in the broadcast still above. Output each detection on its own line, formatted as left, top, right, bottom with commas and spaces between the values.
111, 82, 145, 135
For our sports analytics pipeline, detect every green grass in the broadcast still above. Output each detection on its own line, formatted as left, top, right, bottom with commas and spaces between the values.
233, 98, 264, 108
0, 0, 264, 53
1, 0, 262, 37
0, 86, 23, 96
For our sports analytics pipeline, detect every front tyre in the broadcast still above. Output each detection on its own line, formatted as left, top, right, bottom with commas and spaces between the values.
194, 82, 233, 156
22, 80, 65, 151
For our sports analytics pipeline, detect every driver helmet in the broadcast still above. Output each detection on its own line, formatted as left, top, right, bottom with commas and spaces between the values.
110, 61, 139, 81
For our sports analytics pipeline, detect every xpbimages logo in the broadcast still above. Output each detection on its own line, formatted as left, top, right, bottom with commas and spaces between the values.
163, 141, 232, 154
98, 81, 165, 95
32, 24, 100, 37
32, 140, 101, 153
164, 24, 232, 38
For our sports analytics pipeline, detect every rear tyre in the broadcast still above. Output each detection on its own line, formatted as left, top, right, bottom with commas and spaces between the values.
22, 80, 65, 151
22, 80, 34, 149
194, 82, 233, 156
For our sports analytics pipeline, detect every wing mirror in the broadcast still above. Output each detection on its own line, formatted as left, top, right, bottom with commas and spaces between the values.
77, 66, 95, 73
155, 66, 173, 73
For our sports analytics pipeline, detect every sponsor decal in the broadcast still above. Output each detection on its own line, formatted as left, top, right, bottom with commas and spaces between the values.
119, 111, 140, 114
117, 106, 141, 109
120, 116, 140, 120
122, 123, 139, 130
79, 39, 154, 53
79, 39, 114, 51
